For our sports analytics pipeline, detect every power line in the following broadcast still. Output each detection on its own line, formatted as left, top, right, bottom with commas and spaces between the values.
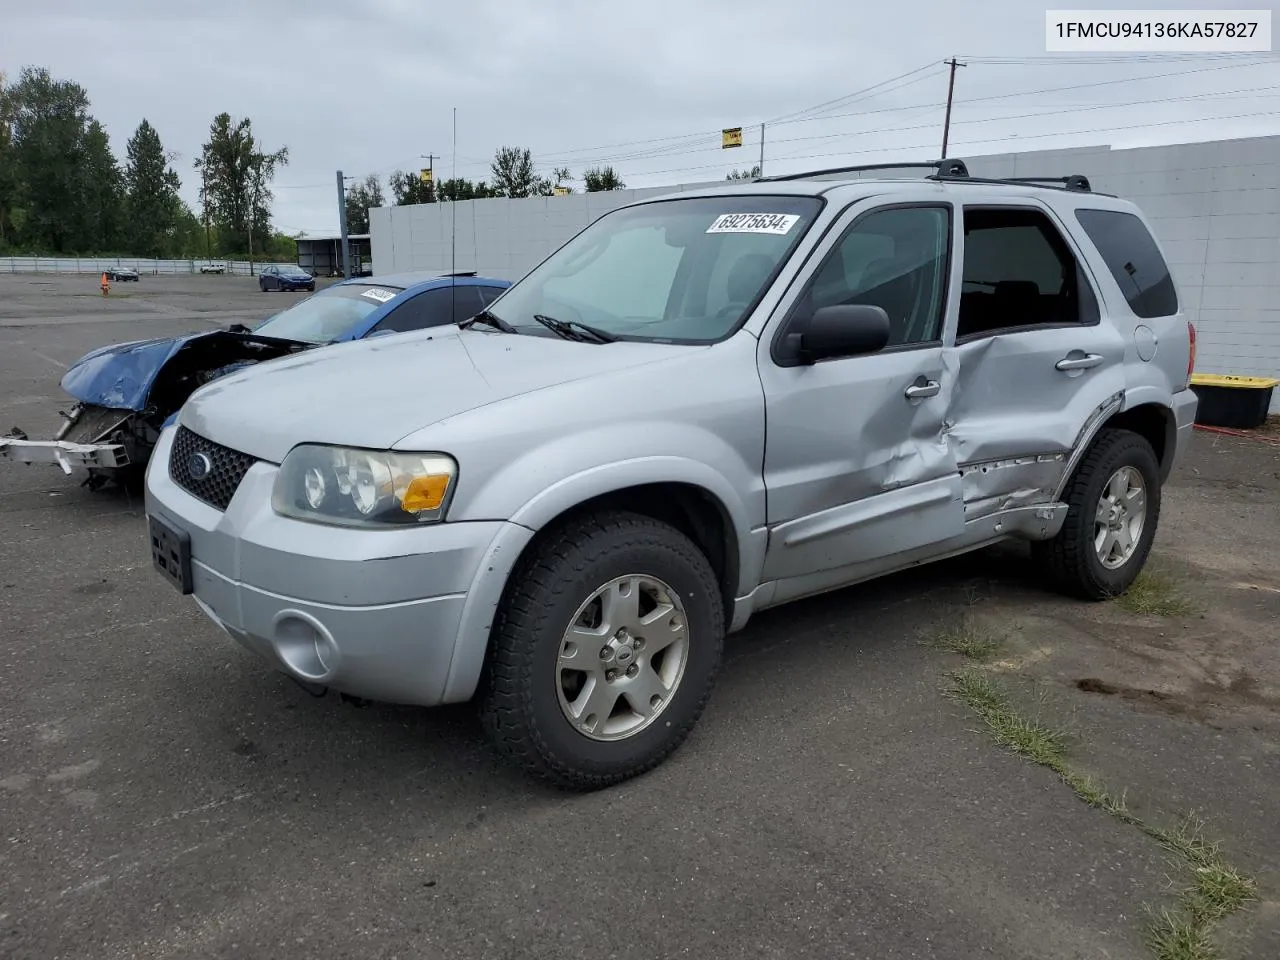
594, 107, 1280, 183
507, 56, 1278, 172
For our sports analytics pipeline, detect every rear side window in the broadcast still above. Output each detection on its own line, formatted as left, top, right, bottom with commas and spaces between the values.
1074, 209, 1178, 318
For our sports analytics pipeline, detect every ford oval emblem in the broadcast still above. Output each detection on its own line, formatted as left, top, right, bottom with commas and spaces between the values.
188, 452, 213, 480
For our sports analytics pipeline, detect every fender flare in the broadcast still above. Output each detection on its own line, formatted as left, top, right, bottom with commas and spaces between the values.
439, 456, 762, 704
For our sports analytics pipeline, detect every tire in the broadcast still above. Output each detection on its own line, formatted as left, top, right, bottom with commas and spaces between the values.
1032, 428, 1161, 600
479, 510, 725, 791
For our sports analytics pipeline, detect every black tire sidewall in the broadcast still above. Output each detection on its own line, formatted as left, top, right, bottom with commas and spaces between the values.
1070, 431, 1161, 595
514, 521, 722, 780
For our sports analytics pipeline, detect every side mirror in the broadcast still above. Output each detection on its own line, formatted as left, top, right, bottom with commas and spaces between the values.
796, 304, 891, 364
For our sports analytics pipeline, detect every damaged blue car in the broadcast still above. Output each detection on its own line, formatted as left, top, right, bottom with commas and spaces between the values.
2, 271, 510, 488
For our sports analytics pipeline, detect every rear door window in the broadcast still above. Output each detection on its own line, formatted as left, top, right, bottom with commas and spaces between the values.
1074, 208, 1179, 318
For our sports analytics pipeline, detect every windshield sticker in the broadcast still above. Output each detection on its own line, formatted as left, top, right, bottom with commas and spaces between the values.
706, 213, 800, 235
360, 288, 397, 303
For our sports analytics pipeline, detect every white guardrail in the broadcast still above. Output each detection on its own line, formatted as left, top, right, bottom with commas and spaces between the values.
0, 257, 296, 276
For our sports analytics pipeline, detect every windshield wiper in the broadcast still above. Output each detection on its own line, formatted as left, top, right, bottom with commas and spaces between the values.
458, 309, 517, 333
531, 314, 618, 344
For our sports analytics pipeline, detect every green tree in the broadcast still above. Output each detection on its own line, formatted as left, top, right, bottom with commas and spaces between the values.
194, 112, 287, 257
0, 71, 16, 247
8, 66, 93, 252
726, 165, 761, 180
583, 165, 625, 192
344, 173, 384, 233
438, 177, 495, 201
77, 119, 124, 252
490, 145, 552, 198
389, 168, 435, 205
123, 119, 181, 258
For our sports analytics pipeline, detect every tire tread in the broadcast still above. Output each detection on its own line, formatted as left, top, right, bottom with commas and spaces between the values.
1034, 427, 1161, 600
479, 510, 724, 791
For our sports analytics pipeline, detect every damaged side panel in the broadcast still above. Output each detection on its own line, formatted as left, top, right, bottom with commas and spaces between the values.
759, 345, 964, 582
944, 325, 1128, 519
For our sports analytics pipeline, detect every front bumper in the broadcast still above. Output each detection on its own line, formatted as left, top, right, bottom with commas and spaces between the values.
144, 427, 531, 706
0, 436, 129, 472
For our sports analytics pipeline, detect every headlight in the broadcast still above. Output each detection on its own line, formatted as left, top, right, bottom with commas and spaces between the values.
272, 445, 457, 527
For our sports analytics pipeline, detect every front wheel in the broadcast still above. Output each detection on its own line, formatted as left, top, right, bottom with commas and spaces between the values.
479, 511, 725, 790
1032, 428, 1162, 600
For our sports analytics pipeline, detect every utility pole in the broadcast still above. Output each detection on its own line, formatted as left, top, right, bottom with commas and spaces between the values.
336, 169, 350, 279
421, 154, 437, 202
941, 57, 966, 159
758, 123, 765, 178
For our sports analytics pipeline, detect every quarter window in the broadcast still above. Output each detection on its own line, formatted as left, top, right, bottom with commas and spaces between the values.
957, 207, 1099, 339
1074, 208, 1179, 318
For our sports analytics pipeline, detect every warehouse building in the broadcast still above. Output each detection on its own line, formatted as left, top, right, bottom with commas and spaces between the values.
295, 233, 373, 277
370, 134, 1280, 410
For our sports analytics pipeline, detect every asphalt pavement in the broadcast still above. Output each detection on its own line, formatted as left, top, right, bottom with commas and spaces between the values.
1, 273, 1276, 959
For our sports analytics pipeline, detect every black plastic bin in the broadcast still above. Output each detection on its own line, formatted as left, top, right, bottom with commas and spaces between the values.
1189, 374, 1278, 429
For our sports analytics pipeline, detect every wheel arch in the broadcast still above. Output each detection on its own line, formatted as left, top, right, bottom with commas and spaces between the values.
441, 475, 747, 705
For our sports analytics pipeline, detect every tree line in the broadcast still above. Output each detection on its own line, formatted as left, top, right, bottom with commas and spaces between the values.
344, 147, 627, 233
0, 65, 295, 260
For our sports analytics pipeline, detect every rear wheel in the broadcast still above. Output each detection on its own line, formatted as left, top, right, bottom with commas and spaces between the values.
479, 511, 725, 790
1032, 428, 1161, 600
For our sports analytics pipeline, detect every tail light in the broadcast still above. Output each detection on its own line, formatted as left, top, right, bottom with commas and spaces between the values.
1187, 321, 1197, 385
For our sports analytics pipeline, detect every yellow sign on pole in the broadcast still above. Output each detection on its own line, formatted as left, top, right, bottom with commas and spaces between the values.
419, 168, 434, 183
722, 127, 743, 149
553, 185, 571, 196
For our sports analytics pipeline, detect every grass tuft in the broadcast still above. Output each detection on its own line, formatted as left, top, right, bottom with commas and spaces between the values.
1115, 568, 1199, 617
1144, 909, 1219, 960
922, 621, 1005, 662
948, 669, 1069, 771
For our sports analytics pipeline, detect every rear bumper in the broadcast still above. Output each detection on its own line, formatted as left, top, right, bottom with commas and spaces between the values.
0, 436, 128, 472
1168, 387, 1199, 477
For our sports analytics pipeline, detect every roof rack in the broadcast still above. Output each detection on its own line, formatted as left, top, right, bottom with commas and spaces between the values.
755, 158, 1095, 194
934, 171, 1093, 193
758, 159, 970, 183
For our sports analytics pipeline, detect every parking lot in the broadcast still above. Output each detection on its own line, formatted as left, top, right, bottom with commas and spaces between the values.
2, 273, 1278, 959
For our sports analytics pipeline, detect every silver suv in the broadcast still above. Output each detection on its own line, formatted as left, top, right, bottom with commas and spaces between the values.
145, 160, 1198, 790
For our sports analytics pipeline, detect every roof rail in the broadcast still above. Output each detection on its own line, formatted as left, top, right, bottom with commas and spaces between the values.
442, 270, 477, 277
757, 159, 970, 183
929, 169, 1094, 193
753, 159, 1098, 195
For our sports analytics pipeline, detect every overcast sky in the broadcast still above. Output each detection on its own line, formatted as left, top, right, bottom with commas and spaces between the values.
3, 0, 1278, 236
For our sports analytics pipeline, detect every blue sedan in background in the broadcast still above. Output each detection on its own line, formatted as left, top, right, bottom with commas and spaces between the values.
2, 271, 511, 488
259, 264, 317, 292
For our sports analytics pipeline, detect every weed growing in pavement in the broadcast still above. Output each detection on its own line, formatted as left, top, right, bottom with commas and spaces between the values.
1115, 567, 1200, 618
928, 625, 1254, 960
920, 621, 1005, 663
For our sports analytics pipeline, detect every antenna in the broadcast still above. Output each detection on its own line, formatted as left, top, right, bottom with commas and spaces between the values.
450, 106, 457, 320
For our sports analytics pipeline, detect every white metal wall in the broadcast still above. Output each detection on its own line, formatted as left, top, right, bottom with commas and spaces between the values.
370, 135, 1280, 411
0, 257, 294, 276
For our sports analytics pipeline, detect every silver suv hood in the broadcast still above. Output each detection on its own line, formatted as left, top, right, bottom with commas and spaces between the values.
178, 326, 700, 462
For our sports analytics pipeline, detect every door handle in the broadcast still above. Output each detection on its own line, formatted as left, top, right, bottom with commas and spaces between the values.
904, 379, 941, 399
1055, 353, 1104, 371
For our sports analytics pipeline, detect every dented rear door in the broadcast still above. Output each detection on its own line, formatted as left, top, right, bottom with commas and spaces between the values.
757, 197, 965, 582
946, 200, 1127, 520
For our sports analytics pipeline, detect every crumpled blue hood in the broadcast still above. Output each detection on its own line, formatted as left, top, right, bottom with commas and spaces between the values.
61, 332, 212, 410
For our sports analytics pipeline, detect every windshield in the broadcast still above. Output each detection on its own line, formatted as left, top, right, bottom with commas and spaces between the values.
281, 265, 309, 275
485, 195, 822, 343
252, 283, 404, 343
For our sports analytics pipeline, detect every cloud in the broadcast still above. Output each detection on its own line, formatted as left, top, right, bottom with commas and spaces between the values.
4, 0, 1277, 235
